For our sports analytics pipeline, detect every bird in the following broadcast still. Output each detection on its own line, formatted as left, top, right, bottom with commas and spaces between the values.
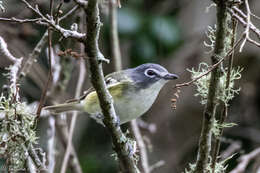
44, 63, 179, 125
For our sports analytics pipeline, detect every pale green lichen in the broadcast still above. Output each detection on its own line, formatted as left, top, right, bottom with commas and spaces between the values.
184, 155, 234, 173
0, 93, 39, 171
188, 63, 242, 105
212, 118, 237, 138
204, 25, 217, 54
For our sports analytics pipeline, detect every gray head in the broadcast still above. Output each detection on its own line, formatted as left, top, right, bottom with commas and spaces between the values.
127, 63, 179, 89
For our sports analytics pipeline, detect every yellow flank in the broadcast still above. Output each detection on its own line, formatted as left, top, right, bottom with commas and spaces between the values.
84, 91, 99, 113
83, 81, 131, 114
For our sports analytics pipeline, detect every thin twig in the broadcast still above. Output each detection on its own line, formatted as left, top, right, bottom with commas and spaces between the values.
55, 116, 83, 173
230, 147, 260, 173
109, 0, 122, 71
18, 5, 79, 79
0, 17, 41, 23
0, 36, 19, 62
20, 0, 85, 41
26, 156, 37, 173
60, 9, 86, 173
35, 28, 53, 122
60, 5, 80, 21
131, 120, 150, 173
47, 116, 56, 173
230, 7, 260, 40
149, 160, 165, 172
0, 36, 23, 100
60, 59, 86, 173
73, 0, 88, 8
50, 0, 54, 17
239, 0, 251, 52
220, 141, 241, 160
28, 144, 46, 169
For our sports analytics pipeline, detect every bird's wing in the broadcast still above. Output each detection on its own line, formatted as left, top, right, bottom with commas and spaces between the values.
67, 71, 132, 102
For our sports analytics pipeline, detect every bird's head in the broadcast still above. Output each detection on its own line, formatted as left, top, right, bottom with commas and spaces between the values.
127, 63, 179, 89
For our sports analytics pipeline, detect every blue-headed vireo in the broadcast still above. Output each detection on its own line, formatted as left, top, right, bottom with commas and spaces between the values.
44, 63, 179, 124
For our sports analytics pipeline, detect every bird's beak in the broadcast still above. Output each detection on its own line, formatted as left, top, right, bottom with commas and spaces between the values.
162, 73, 179, 80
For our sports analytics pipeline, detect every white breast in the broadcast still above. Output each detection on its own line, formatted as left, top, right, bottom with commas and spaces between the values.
114, 80, 167, 124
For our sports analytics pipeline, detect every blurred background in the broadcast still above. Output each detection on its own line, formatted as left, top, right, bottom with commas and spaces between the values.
0, 0, 260, 172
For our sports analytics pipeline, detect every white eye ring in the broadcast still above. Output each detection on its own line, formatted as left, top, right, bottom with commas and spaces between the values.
144, 69, 157, 78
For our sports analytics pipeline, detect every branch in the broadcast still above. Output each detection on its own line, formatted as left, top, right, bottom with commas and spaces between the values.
238, 0, 251, 52
20, 0, 86, 41
149, 160, 165, 172
73, 0, 88, 8
60, 59, 86, 173
84, 0, 139, 172
55, 116, 83, 173
230, 147, 260, 173
211, 15, 238, 172
229, 6, 260, 40
194, 2, 233, 172
0, 36, 18, 62
131, 120, 150, 173
109, 0, 122, 71
47, 116, 56, 173
26, 156, 37, 173
0, 17, 41, 23
0, 36, 23, 100
220, 141, 241, 160
18, 5, 79, 79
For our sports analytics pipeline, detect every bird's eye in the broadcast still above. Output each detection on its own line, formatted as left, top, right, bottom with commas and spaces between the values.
145, 69, 156, 78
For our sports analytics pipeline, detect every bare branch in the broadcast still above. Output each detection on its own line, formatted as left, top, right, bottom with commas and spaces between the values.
220, 141, 241, 160
239, 0, 250, 52
230, 147, 260, 173
0, 36, 18, 62
109, 0, 122, 71
73, 0, 88, 8
60, 59, 86, 173
55, 116, 83, 173
0, 17, 41, 23
47, 116, 56, 173
149, 160, 165, 172
19, 5, 80, 79
0, 36, 23, 99
20, 0, 86, 41
35, 28, 53, 122
59, 5, 80, 21
229, 7, 260, 40
131, 120, 150, 173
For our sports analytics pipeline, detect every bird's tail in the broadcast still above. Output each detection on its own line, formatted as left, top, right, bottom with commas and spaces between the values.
43, 101, 83, 114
